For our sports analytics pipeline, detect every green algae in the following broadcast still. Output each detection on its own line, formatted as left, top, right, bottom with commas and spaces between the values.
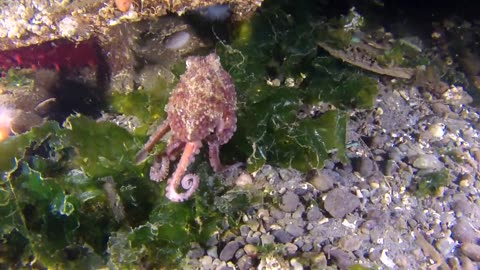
0, 115, 255, 268
416, 169, 450, 197
0, 0, 381, 268
217, 0, 377, 172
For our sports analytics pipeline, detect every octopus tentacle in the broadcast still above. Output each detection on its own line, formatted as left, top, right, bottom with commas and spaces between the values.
165, 141, 202, 202
208, 142, 223, 172
166, 140, 185, 160
166, 174, 199, 202
149, 155, 170, 182
135, 122, 171, 164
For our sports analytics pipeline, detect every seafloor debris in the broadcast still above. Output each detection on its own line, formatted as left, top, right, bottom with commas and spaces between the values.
318, 41, 415, 79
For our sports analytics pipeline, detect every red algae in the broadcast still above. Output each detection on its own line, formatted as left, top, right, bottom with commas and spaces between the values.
0, 39, 101, 72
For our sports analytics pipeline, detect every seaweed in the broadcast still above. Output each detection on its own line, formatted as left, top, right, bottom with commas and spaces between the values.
0, 0, 379, 267
416, 169, 450, 197
216, 0, 377, 172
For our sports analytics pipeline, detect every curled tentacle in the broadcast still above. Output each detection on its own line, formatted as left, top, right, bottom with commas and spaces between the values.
164, 141, 202, 202
166, 174, 200, 202
149, 155, 170, 182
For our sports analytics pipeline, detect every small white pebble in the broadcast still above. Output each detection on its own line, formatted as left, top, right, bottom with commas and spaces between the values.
380, 249, 396, 268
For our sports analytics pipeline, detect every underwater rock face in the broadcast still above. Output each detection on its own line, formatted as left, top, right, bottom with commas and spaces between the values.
0, 0, 263, 51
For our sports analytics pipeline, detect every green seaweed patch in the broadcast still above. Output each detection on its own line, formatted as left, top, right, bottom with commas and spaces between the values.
349, 264, 378, 270
416, 169, 450, 196
2, 162, 107, 268
218, 0, 377, 172
0, 121, 61, 172
107, 163, 254, 268
61, 115, 140, 178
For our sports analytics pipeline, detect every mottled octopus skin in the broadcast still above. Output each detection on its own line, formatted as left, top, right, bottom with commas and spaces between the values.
136, 53, 237, 202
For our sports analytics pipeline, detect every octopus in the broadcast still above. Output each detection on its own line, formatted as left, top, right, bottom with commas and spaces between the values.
136, 53, 237, 202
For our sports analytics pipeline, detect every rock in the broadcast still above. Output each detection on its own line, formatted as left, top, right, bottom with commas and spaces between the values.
412, 154, 444, 170
188, 245, 205, 259
286, 223, 304, 238
243, 244, 258, 257
207, 246, 218, 258
324, 245, 353, 269
453, 198, 480, 218
284, 242, 298, 255
270, 207, 286, 220
355, 157, 375, 177
279, 191, 300, 213
200, 256, 214, 270
290, 258, 304, 270
307, 206, 323, 221
239, 225, 250, 237
339, 234, 366, 252
388, 147, 405, 162
261, 234, 275, 246
435, 237, 456, 256
272, 229, 294, 243
452, 218, 479, 243
219, 241, 241, 261
461, 243, 480, 262
323, 188, 361, 218
308, 170, 334, 192
246, 231, 261, 245
237, 255, 254, 270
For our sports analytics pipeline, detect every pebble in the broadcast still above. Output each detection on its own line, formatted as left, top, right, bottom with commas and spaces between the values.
236, 255, 254, 270
323, 188, 361, 218
308, 170, 334, 191
290, 258, 303, 270
452, 218, 479, 243
207, 246, 219, 258
339, 234, 366, 252
453, 198, 480, 218
239, 225, 250, 237
286, 223, 304, 238
279, 191, 300, 213
260, 234, 275, 246
461, 243, 480, 262
307, 206, 323, 221
324, 245, 353, 269
435, 237, 456, 256
200, 256, 214, 269
188, 246, 205, 259
243, 244, 258, 257
272, 229, 294, 243
412, 154, 444, 170
219, 241, 241, 261
270, 207, 286, 220
355, 157, 375, 177
246, 231, 261, 245
388, 147, 405, 162
284, 242, 298, 255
